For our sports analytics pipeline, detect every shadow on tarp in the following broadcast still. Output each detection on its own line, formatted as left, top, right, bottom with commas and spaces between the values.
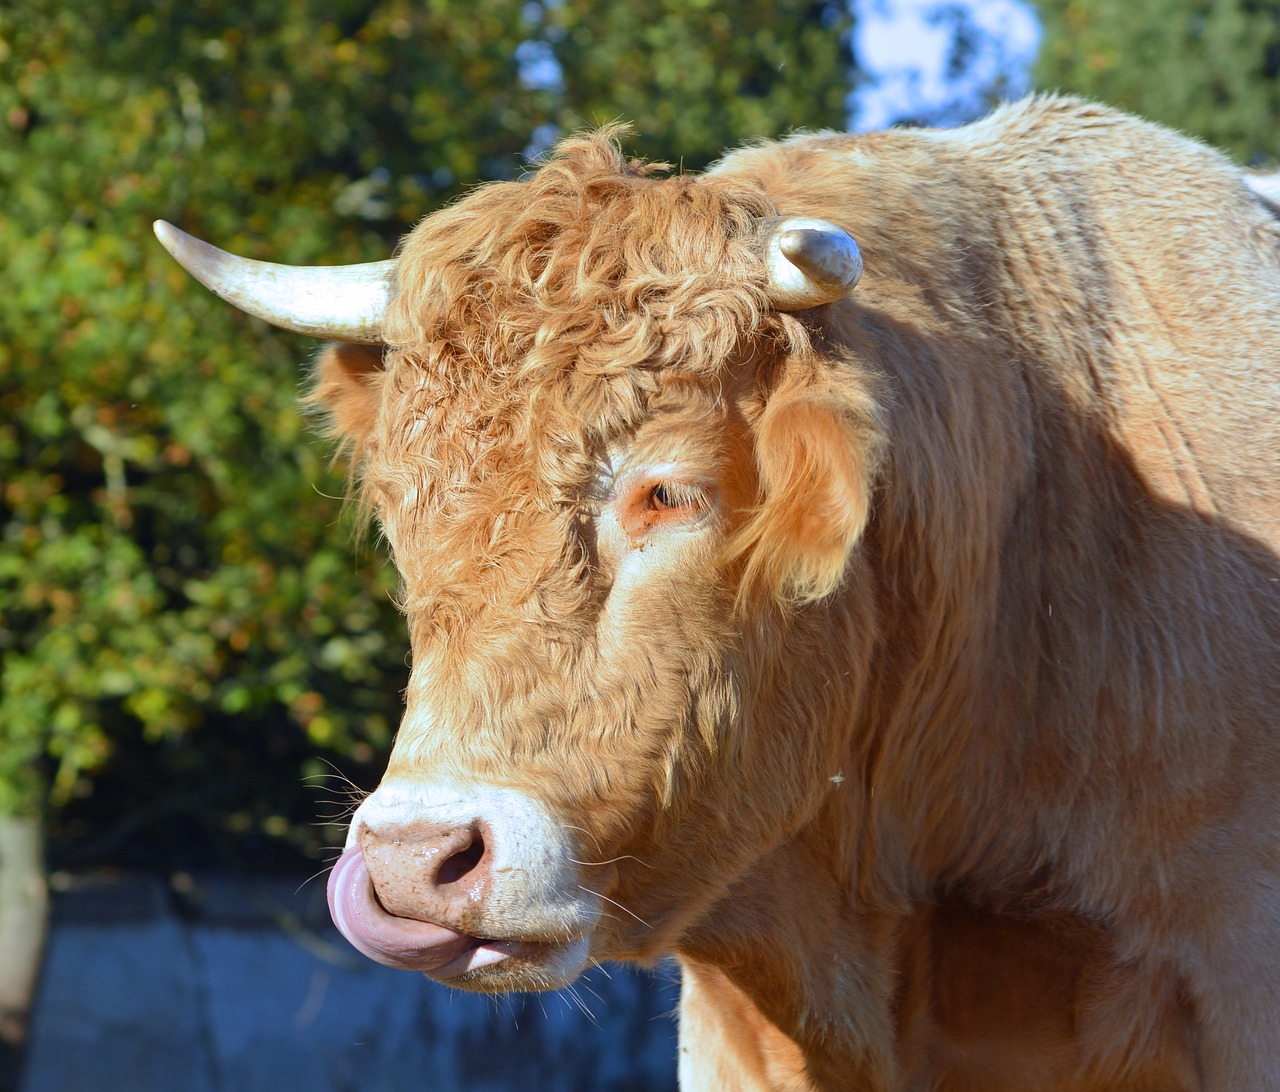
23, 873, 679, 1092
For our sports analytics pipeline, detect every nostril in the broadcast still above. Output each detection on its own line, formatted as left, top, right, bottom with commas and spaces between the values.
358, 819, 495, 923
435, 828, 485, 886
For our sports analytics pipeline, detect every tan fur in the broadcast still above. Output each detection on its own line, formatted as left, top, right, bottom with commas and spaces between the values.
680, 960, 814, 1090
306, 342, 385, 451
310, 99, 1280, 1088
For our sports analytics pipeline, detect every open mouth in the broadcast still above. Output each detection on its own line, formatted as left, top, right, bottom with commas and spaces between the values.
326, 845, 579, 983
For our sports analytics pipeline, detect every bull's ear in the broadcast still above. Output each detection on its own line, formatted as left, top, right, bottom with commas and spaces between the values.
306, 342, 386, 457
729, 380, 882, 607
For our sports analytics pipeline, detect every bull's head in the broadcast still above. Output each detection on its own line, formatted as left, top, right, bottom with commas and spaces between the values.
156, 132, 880, 993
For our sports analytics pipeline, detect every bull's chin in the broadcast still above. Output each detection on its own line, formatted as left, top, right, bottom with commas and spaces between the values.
437, 934, 593, 993
326, 846, 592, 991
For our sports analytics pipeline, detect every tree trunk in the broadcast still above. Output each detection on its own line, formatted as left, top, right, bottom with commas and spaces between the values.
0, 816, 47, 1092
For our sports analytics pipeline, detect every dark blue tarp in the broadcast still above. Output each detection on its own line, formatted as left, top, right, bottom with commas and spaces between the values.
23, 874, 679, 1092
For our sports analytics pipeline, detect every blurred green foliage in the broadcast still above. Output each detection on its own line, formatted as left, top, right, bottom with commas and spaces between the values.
0, 1, 854, 870
1034, 0, 1280, 165
547, 0, 853, 166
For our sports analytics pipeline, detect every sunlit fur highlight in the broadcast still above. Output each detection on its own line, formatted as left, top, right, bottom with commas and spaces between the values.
308, 99, 1280, 1090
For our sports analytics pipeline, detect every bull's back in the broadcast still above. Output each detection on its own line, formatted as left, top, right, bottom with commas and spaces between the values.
1093, 178, 1280, 554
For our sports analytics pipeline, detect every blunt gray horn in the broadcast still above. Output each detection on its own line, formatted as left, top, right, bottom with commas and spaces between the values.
1245, 171, 1280, 211
153, 220, 393, 344
751, 216, 863, 310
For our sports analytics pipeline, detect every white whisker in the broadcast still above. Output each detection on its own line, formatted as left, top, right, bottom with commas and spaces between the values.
582, 885, 652, 930
560, 823, 603, 853
562, 982, 598, 1025
294, 864, 335, 895
568, 853, 655, 869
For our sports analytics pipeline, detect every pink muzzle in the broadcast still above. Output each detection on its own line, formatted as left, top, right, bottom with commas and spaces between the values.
326, 845, 515, 978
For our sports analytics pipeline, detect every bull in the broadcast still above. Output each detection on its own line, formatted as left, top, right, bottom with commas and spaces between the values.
156, 97, 1280, 1089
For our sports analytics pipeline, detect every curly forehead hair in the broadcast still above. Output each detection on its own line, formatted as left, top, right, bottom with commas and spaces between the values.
382, 126, 805, 415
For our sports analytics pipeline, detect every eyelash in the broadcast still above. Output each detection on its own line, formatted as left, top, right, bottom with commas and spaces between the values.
647, 481, 707, 514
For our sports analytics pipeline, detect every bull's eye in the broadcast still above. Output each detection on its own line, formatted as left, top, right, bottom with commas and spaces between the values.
615, 473, 711, 542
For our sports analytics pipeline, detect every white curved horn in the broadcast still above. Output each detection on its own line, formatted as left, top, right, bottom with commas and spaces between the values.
153, 220, 394, 344
752, 216, 863, 310
1245, 171, 1280, 213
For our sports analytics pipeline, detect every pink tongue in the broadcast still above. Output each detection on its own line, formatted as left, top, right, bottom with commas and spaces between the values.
327, 845, 480, 972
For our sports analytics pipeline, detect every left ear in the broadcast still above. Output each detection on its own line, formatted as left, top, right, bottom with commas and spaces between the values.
305, 342, 387, 465
729, 369, 883, 606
